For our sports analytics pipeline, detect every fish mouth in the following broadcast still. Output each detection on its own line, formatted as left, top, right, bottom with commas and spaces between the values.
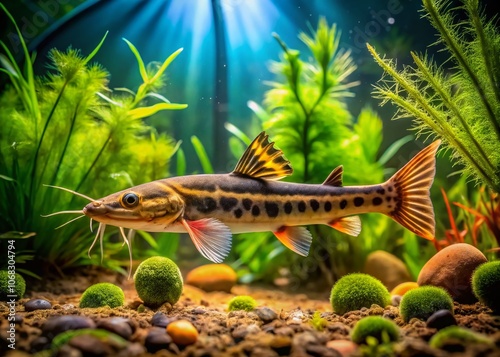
83, 202, 143, 221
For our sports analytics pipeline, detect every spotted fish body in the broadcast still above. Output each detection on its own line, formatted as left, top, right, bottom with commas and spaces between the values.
83, 132, 440, 263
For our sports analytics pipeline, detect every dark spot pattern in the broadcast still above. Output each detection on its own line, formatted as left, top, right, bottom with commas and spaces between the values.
354, 197, 364, 207
340, 200, 347, 209
242, 198, 253, 210
310, 199, 320, 211
298, 201, 306, 212
284, 202, 293, 214
220, 197, 238, 211
324, 202, 332, 212
386, 197, 392, 202
372, 197, 383, 206
234, 208, 243, 218
195, 197, 217, 213
265, 202, 279, 218
388, 186, 393, 192
252, 205, 260, 217
377, 188, 385, 195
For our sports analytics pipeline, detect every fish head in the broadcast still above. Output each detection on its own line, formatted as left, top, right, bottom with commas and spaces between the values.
83, 184, 184, 228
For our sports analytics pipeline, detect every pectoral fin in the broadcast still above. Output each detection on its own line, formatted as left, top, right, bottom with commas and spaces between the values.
181, 218, 232, 263
329, 216, 361, 236
273, 226, 312, 256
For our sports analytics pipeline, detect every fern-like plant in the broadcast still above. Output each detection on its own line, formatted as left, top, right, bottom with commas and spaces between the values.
368, 0, 500, 192
0, 4, 186, 274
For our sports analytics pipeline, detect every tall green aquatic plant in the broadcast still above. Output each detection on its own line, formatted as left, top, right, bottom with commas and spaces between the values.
235, 19, 412, 284
0, 4, 186, 272
368, 0, 500, 192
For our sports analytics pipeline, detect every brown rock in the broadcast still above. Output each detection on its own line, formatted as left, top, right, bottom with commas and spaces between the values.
363, 250, 412, 290
417, 243, 487, 303
326, 340, 358, 356
185, 264, 237, 292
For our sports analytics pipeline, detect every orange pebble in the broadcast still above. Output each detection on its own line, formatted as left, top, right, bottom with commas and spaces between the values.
166, 320, 198, 345
390, 281, 419, 296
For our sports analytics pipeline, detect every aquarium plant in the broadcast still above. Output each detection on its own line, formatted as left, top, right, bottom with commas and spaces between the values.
368, 0, 500, 192
429, 326, 493, 349
399, 286, 453, 322
0, 4, 186, 273
0, 270, 25, 300
351, 316, 400, 345
134, 256, 183, 307
309, 311, 327, 332
79, 283, 125, 308
235, 18, 412, 285
330, 273, 391, 315
227, 295, 257, 312
472, 260, 500, 313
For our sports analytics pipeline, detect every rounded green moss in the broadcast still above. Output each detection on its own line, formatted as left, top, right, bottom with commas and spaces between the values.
472, 261, 500, 313
351, 316, 400, 344
399, 286, 453, 322
134, 256, 183, 307
330, 273, 391, 315
0, 270, 26, 301
79, 283, 124, 308
227, 295, 257, 312
429, 326, 492, 349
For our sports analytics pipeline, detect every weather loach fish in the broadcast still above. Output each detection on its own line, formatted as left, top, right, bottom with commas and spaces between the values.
47, 132, 440, 265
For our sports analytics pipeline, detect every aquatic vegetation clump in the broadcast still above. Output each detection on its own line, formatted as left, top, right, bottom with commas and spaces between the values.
310, 311, 327, 331
429, 326, 492, 349
351, 316, 400, 345
330, 273, 391, 315
472, 260, 500, 313
134, 257, 183, 307
399, 286, 453, 322
368, 0, 500, 192
79, 282, 125, 308
0, 271, 25, 300
227, 295, 257, 312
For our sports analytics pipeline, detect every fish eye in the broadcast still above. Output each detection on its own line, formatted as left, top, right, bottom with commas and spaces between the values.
121, 193, 139, 208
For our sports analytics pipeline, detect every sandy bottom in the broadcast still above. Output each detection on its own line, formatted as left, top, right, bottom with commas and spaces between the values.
1, 266, 500, 356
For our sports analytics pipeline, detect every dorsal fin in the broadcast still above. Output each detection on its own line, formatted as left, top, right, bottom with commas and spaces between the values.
232, 131, 292, 180
323, 165, 343, 186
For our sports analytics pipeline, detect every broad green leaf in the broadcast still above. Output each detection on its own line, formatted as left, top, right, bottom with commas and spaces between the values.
176, 147, 186, 176
128, 102, 188, 119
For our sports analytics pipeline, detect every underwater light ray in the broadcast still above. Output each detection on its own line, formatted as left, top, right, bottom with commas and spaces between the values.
43, 184, 96, 202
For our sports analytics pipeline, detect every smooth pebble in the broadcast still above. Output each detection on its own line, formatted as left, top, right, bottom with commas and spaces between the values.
25, 298, 52, 312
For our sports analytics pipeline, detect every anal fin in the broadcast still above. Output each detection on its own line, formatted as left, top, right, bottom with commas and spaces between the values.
329, 216, 361, 237
181, 218, 232, 263
273, 226, 312, 256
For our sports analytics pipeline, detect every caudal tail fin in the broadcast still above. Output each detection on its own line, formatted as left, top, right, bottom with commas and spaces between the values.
386, 140, 441, 240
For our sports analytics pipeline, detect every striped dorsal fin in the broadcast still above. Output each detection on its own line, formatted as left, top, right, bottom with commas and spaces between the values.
231, 131, 292, 180
323, 165, 343, 186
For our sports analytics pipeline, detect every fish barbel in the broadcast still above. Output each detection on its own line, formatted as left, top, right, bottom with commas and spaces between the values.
52, 132, 441, 263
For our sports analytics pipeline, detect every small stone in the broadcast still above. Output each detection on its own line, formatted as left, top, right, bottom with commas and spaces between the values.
25, 298, 52, 312
418, 243, 487, 303
118, 342, 146, 357
166, 319, 198, 346
306, 344, 338, 357
42, 315, 96, 340
270, 335, 292, 356
192, 307, 206, 314
13, 314, 23, 325
151, 312, 172, 328
426, 309, 458, 330
326, 340, 358, 357
69, 334, 114, 355
364, 250, 412, 290
145, 328, 172, 353
391, 295, 402, 307
255, 307, 278, 323
97, 317, 133, 340
390, 282, 419, 296
30, 336, 50, 352
55, 345, 82, 357
185, 264, 237, 292
231, 324, 261, 342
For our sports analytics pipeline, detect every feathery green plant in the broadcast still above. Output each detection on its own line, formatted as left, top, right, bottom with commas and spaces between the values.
0, 4, 186, 273
368, 0, 500, 192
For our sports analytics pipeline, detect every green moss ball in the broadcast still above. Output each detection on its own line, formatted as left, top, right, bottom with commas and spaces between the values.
134, 256, 183, 307
351, 316, 400, 344
330, 273, 391, 315
429, 326, 492, 349
0, 270, 26, 301
79, 282, 124, 308
399, 286, 453, 322
472, 261, 500, 313
227, 295, 257, 312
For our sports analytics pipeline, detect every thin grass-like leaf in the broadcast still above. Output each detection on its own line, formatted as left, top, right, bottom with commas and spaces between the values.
191, 136, 214, 174
123, 38, 148, 82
